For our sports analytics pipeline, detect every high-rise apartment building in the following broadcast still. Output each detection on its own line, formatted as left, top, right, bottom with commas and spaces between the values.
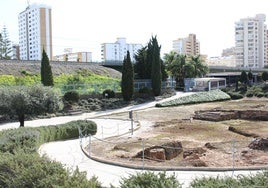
266, 29, 268, 67
235, 14, 267, 68
172, 34, 200, 56
18, 3, 52, 60
101, 38, 142, 65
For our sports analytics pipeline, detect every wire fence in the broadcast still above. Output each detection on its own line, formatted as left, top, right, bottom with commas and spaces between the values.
55, 80, 176, 95
76, 115, 268, 187
56, 83, 120, 95
83, 136, 267, 171
78, 112, 268, 172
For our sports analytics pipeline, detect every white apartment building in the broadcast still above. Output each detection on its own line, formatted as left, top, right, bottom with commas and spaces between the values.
173, 34, 200, 56
18, 3, 52, 60
53, 52, 92, 62
235, 14, 267, 68
101, 38, 142, 65
267, 30, 268, 66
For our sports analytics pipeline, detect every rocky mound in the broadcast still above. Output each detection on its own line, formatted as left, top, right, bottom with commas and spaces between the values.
249, 138, 268, 151
194, 108, 268, 121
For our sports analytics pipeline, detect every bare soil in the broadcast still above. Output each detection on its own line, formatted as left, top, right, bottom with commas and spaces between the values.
88, 98, 268, 168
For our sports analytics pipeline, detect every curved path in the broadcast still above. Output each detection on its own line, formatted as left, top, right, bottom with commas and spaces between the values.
0, 92, 263, 187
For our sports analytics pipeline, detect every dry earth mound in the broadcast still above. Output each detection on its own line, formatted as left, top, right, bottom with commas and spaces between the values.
0, 60, 121, 78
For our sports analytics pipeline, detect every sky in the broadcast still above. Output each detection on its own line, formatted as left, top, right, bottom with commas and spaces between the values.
0, 0, 268, 61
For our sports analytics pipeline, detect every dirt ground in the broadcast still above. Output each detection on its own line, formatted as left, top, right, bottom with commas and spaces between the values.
88, 98, 268, 168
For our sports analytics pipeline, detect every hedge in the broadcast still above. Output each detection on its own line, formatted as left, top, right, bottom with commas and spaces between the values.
0, 120, 97, 154
155, 90, 231, 107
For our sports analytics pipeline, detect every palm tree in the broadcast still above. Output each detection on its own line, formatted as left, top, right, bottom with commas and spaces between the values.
165, 52, 187, 88
190, 55, 208, 78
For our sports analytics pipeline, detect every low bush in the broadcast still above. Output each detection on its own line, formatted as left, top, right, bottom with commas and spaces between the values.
0, 120, 97, 154
0, 120, 99, 187
102, 89, 115, 98
64, 90, 80, 103
255, 92, 264, 98
119, 171, 181, 188
246, 92, 254, 97
0, 151, 102, 188
190, 171, 268, 188
155, 90, 230, 107
227, 92, 244, 100
0, 128, 39, 154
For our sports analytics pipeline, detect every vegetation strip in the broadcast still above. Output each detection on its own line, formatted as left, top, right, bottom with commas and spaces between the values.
0, 120, 102, 187
155, 90, 231, 107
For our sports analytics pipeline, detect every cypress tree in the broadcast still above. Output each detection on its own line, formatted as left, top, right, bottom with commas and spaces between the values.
148, 36, 161, 96
121, 51, 134, 101
41, 49, 54, 86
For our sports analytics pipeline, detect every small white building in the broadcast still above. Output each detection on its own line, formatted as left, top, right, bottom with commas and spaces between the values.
184, 78, 226, 92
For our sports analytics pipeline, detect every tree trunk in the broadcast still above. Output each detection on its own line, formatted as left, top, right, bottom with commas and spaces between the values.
18, 114, 25, 127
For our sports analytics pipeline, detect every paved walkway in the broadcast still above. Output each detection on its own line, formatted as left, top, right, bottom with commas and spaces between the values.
0, 92, 263, 187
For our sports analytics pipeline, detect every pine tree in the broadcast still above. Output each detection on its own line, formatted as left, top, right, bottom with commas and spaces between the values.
0, 26, 12, 60
148, 36, 161, 96
41, 49, 54, 86
121, 51, 134, 101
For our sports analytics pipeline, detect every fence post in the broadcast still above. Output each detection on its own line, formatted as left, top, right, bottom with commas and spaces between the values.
102, 126, 104, 139
142, 139, 145, 170
88, 134, 91, 156
117, 124, 119, 136
129, 111, 133, 135
78, 127, 82, 146
232, 139, 236, 176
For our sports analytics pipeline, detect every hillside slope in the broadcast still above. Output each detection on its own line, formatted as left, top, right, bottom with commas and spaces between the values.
0, 60, 121, 78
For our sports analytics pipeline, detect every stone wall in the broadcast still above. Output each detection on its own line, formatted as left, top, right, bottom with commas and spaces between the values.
194, 109, 268, 121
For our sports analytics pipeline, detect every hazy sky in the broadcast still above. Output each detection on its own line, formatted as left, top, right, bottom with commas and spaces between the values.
0, 0, 268, 61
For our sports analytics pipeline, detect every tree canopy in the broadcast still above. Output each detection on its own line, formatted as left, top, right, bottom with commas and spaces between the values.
0, 26, 12, 60
134, 47, 149, 79
0, 85, 63, 127
240, 70, 248, 84
148, 36, 162, 96
262, 71, 268, 82
164, 51, 208, 88
121, 51, 134, 101
41, 49, 54, 86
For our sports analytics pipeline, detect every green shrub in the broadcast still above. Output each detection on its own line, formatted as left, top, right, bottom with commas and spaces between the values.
246, 93, 254, 97
0, 151, 102, 188
64, 90, 80, 103
0, 128, 40, 154
102, 89, 115, 98
0, 120, 99, 187
119, 171, 181, 188
255, 92, 264, 98
0, 75, 16, 86
0, 120, 97, 153
262, 84, 268, 92
191, 171, 268, 188
156, 90, 231, 107
228, 92, 244, 100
